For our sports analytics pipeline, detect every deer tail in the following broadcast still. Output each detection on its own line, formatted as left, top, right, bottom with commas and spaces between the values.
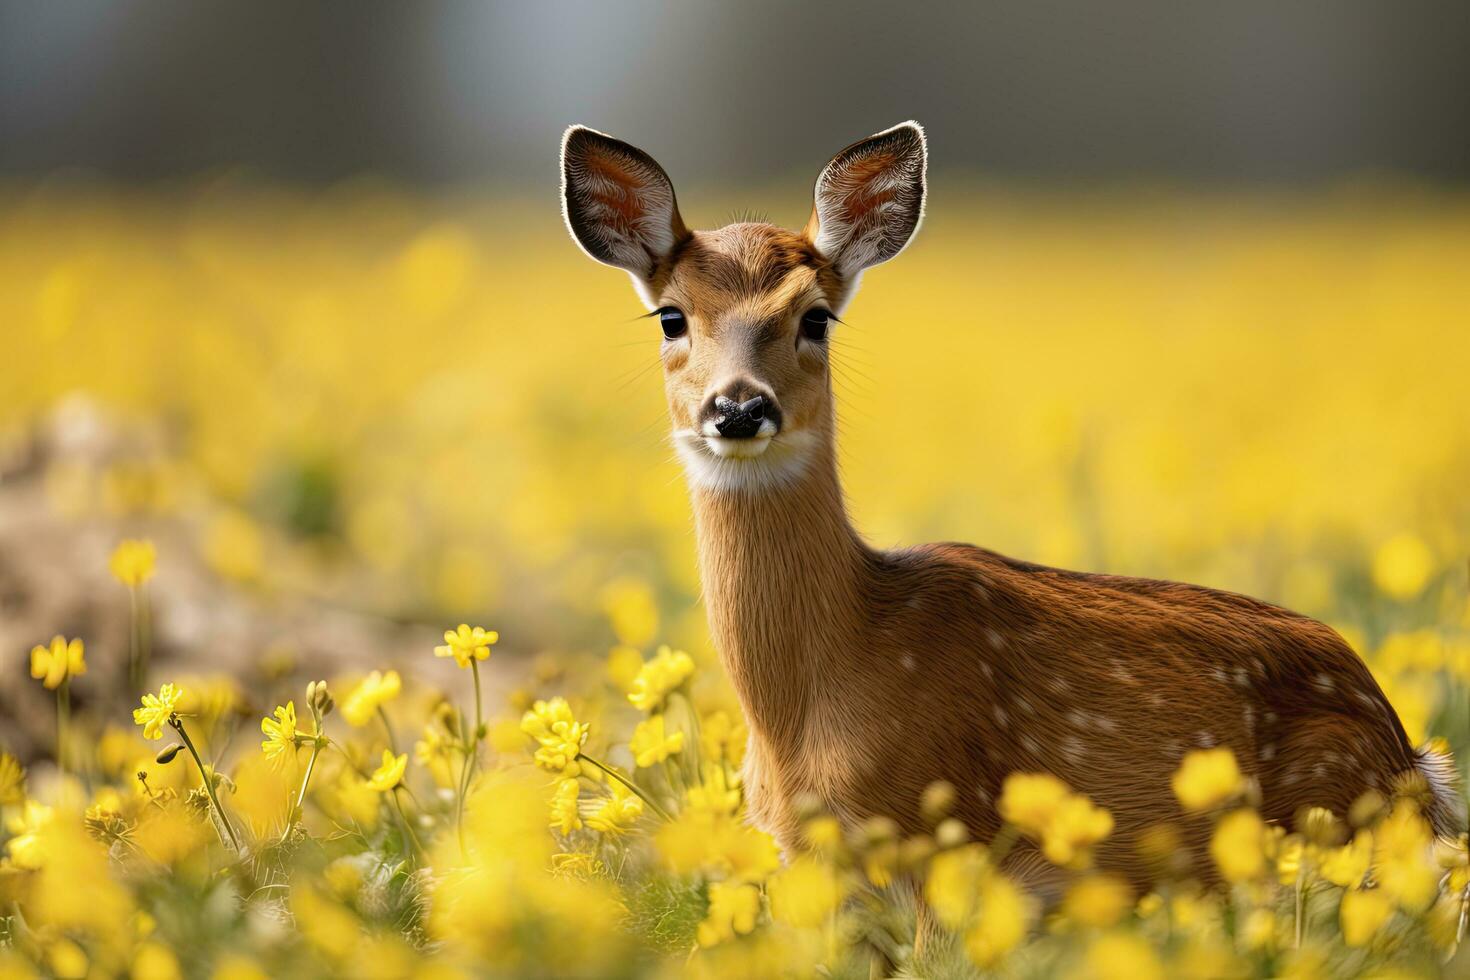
1413, 742, 1468, 839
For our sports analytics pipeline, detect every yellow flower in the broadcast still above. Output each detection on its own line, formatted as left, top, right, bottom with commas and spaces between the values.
629, 715, 684, 768
366, 750, 407, 792
551, 851, 607, 878
768, 857, 843, 928
0, 751, 25, 806
1319, 830, 1373, 888
29, 635, 86, 690
549, 778, 582, 835
1339, 888, 1393, 947
599, 575, 659, 648
109, 538, 157, 587
341, 669, 402, 727
1436, 833, 1469, 893
260, 701, 300, 767
1211, 809, 1267, 882
1084, 931, 1166, 980
926, 844, 988, 929
1372, 532, 1434, 600
1040, 793, 1113, 869
585, 781, 644, 836
1240, 907, 1280, 951
48, 939, 89, 979
686, 763, 742, 818
1064, 875, 1133, 928
132, 683, 184, 740
414, 723, 457, 789
434, 624, 498, 668
1271, 830, 1304, 886
699, 709, 746, 767
1171, 747, 1244, 812
4, 800, 54, 869
520, 697, 589, 776
606, 644, 645, 690
963, 872, 1031, 967
1373, 802, 1436, 911
131, 941, 181, 980
696, 880, 761, 947
626, 645, 694, 711
998, 772, 1070, 833
998, 772, 1112, 868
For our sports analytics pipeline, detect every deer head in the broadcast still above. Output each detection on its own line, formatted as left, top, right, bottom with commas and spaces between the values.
561, 123, 927, 491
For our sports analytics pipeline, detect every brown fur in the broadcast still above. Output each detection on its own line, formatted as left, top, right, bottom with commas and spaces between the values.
560, 125, 1464, 900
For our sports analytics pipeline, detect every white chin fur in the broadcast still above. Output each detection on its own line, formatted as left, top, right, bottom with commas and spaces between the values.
672, 429, 816, 492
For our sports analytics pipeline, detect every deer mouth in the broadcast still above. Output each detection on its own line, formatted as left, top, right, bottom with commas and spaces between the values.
670, 427, 817, 491
697, 418, 777, 458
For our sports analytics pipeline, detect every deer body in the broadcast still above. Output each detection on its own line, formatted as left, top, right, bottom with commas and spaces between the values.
560, 122, 1465, 891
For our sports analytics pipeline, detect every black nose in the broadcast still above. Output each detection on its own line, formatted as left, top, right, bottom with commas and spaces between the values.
713, 395, 766, 439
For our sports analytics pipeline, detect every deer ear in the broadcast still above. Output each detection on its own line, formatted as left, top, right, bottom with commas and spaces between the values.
561, 126, 687, 285
806, 121, 927, 277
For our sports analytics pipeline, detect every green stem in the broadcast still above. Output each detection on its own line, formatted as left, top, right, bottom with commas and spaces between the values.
292, 739, 324, 830
391, 787, 425, 858
455, 721, 473, 856
172, 718, 242, 853
128, 586, 142, 692
455, 661, 487, 853
580, 754, 673, 822
378, 706, 400, 756
1293, 875, 1305, 948
55, 680, 69, 776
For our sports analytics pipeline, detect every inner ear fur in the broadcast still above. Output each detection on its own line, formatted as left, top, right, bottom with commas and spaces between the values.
561, 126, 688, 281
806, 121, 927, 277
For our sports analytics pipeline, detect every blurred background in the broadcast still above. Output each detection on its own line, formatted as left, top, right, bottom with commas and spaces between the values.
2, 1, 1468, 758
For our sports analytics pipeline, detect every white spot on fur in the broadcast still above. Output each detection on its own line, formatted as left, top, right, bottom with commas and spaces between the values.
1313, 673, 1335, 693
1062, 736, 1087, 762
992, 704, 1009, 727
985, 628, 1007, 651
1198, 731, 1216, 748
900, 653, 917, 672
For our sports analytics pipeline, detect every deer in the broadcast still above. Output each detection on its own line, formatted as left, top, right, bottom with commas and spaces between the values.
559, 121, 1466, 909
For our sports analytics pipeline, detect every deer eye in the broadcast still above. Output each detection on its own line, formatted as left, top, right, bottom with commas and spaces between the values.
658, 307, 687, 339
799, 308, 832, 342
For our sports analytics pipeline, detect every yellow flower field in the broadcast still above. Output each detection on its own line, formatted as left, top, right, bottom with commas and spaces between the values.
0, 184, 1468, 977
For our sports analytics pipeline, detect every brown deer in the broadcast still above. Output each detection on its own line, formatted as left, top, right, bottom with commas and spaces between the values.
559, 122, 1465, 898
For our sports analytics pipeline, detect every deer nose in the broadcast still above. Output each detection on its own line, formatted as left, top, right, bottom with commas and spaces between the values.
713, 395, 766, 439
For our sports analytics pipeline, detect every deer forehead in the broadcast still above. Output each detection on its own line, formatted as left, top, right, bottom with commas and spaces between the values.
661, 224, 838, 316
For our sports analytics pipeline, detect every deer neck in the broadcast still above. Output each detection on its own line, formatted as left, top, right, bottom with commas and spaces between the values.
688, 434, 870, 743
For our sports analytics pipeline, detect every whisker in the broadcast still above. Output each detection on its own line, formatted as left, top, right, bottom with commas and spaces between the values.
613, 358, 663, 394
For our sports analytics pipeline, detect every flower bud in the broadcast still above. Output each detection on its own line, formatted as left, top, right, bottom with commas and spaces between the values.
934, 817, 969, 849
155, 743, 183, 765
308, 680, 334, 716
921, 780, 956, 825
